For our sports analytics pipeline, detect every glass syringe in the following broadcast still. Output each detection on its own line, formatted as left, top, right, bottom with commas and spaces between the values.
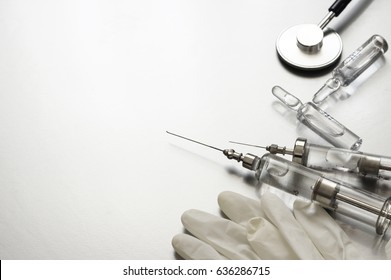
167, 131, 391, 235
313, 35, 388, 104
230, 138, 391, 180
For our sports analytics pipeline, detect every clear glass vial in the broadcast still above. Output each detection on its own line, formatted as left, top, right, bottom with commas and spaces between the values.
313, 35, 388, 104
272, 85, 362, 150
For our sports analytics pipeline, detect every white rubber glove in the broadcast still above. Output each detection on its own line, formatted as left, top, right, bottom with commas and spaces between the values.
172, 191, 360, 260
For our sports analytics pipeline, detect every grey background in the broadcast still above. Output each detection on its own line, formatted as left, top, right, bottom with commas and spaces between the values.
1, 0, 390, 259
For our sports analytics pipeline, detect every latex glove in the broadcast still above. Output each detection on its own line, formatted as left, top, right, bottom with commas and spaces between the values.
172, 191, 360, 260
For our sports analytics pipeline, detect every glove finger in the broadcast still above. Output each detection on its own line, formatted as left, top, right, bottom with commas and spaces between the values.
247, 217, 299, 259
172, 234, 227, 260
293, 199, 360, 259
181, 209, 260, 259
261, 192, 323, 260
218, 191, 265, 226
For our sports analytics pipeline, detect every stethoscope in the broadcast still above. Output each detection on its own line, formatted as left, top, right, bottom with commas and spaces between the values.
276, 0, 352, 70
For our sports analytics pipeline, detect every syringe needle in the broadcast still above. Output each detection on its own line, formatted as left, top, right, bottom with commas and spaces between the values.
167, 131, 262, 171
166, 131, 224, 152
229, 141, 267, 150
230, 140, 294, 156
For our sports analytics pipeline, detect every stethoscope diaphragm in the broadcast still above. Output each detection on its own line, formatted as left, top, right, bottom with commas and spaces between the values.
276, 0, 351, 71
276, 24, 342, 70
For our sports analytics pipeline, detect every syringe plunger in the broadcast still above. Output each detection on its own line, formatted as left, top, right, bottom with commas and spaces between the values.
256, 154, 391, 234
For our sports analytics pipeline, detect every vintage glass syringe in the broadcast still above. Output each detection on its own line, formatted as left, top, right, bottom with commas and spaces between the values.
230, 138, 391, 180
167, 131, 391, 235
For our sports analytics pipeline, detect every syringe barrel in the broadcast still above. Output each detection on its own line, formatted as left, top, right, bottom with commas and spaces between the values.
301, 143, 391, 180
332, 35, 388, 86
255, 154, 391, 234
296, 102, 362, 150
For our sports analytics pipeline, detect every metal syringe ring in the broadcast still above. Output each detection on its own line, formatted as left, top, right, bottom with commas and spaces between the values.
377, 197, 391, 235
312, 177, 391, 234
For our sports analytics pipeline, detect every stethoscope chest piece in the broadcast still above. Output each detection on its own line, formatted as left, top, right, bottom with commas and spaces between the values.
276, 24, 342, 71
